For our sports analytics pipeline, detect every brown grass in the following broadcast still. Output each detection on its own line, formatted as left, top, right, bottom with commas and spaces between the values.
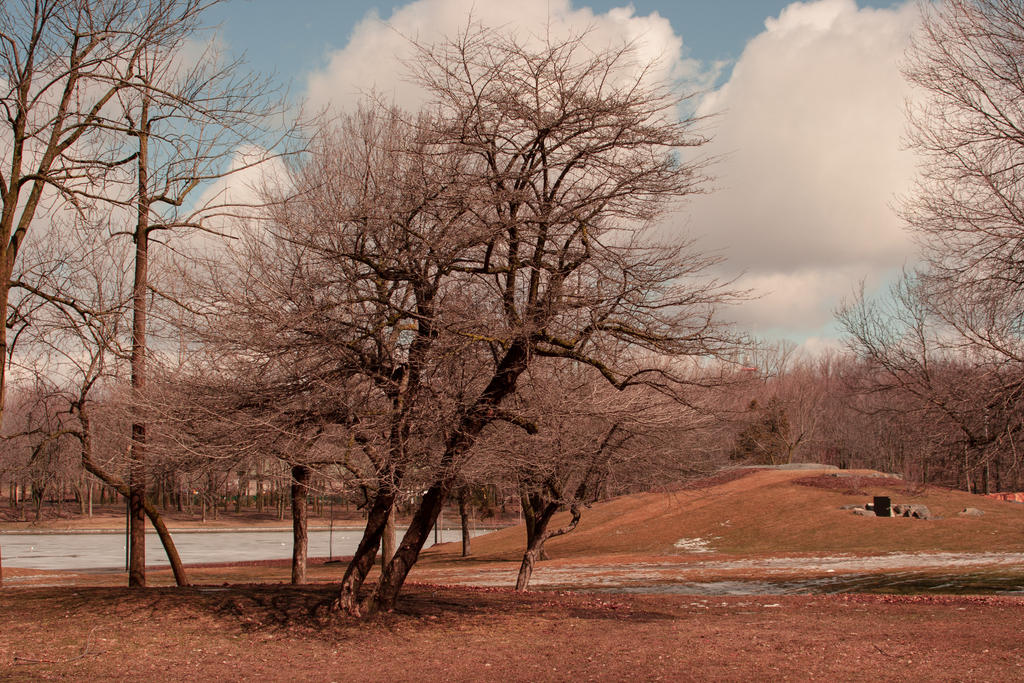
3, 467, 1024, 679
1, 583, 1022, 681
429, 468, 1024, 562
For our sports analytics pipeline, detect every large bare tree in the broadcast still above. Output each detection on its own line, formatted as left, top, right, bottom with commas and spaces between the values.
355, 27, 740, 614
0, 0, 218, 426
184, 25, 740, 614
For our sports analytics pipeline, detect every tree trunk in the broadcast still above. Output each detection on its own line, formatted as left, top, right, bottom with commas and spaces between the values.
337, 490, 395, 613
80, 435, 189, 587
33, 486, 43, 521
147, 500, 189, 587
128, 96, 152, 589
364, 340, 531, 613
516, 500, 556, 591
291, 464, 309, 585
381, 501, 396, 572
520, 488, 551, 562
516, 492, 583, 591
0, 272, 9, 435
458, 489, 471, 557
256, 462, 264, 513
236, 470, 245, 513
363, 480, 449, 614
516, 543, 542, 592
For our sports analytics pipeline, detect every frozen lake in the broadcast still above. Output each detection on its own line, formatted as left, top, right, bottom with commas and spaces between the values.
0, 527, 485, 570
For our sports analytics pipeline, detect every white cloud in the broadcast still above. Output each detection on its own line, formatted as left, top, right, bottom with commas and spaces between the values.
300, 0, 921, 347
176, 145, 291, 260
304, 0, 703, 114
796, 335, 845, 358
729, 267, 866, 332
684, 0, 921, 339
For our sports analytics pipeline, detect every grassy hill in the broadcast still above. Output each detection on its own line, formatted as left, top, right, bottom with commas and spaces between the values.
432, 468, 1024, 561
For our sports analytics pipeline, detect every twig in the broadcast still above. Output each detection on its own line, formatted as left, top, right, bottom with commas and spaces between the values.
14, 625, 104, 665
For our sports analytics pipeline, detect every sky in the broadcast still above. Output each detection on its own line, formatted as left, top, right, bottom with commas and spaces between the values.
204, 0, 923, 352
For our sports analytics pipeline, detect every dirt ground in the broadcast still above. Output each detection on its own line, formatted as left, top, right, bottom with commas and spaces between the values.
3, 469, 1021, 680
0, 582, 1021, 681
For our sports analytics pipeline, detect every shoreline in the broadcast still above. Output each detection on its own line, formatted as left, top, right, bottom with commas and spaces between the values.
0, 525, 365, 535
0, 524, 506, 535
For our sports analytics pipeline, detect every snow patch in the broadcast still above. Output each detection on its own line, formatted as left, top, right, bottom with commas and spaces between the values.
673, 537, 715, 552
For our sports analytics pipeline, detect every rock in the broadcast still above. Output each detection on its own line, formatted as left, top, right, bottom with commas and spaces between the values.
851, 507, 873, 516
891, 503, 931, 519
959, 507, 985, 517
839, 504, 861, 510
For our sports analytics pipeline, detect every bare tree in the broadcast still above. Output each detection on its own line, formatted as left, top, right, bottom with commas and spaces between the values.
838, 275, 1024, 491
1, 0, 218, 427
825, 1, 1024, 493
901, 0, 1024, 362
183, 25, 739, 614
357, 26, 741, 614
111, 26, 284, 588
470, 362, 702, 591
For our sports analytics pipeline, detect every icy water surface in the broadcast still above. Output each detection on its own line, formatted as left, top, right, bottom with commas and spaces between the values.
0, 527, 484, 570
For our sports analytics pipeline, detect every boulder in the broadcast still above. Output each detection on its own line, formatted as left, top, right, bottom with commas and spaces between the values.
891, 503, 931, 519
909, 505, 931, 520
958, 507, 985, 517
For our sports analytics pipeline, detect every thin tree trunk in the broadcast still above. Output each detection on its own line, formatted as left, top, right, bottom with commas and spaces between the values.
458, 489, 471, 557
0, 275, 9, 434
516, 500, 555, 591
80, 451, 190, 586
256, 461, 264, 513
516, 494, 583, 591
148, 500, 189, 587
516, 544, 541, 591
127, 96, 152, 589
381, 501, 396, 572
291, 464, 309, 585
236, 470, 244, 513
